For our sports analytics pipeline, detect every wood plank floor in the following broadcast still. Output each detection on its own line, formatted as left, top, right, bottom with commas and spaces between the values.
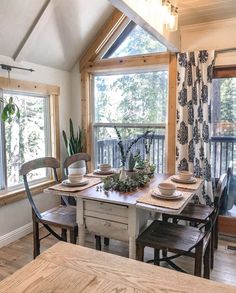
0, 228, 236, 287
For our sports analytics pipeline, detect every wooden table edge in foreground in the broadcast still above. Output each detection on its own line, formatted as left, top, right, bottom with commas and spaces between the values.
0, 242, 235, 293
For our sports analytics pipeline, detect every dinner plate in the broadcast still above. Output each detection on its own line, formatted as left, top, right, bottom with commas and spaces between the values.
171, 175, 197, 184
62, 178, 89, 187
93, 169, 115, 175
151, 190, 183, 200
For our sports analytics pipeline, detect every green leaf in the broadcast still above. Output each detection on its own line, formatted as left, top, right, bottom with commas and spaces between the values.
1, 108, 8, 121
69, 118, 74, 140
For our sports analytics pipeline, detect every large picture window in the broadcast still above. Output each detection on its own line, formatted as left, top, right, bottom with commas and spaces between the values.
93, 70, 168, 172
0, 91, 51, 191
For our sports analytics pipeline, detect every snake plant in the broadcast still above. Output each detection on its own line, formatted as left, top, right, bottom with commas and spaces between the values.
62, 118, 84, 156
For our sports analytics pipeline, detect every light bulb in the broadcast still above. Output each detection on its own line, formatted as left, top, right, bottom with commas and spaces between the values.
161, 0, 171, 24
167, 6, 178, 31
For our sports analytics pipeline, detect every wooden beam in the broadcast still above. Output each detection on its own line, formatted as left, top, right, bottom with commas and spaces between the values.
81, 71, 93, 171
79, 9, 126, 72
13, 0, 53, 61
0, 76, 60, 95
166, 53, 177, 173
85, 52, 170, 73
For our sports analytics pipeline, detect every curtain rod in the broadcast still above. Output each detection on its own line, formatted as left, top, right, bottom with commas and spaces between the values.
215, 47, 236, 54
0, 64, 34, 72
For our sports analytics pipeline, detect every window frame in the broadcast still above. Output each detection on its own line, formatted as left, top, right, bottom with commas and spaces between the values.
1, 90, 52, 192
0, 76, 60, 204
83, 53, 176, 173
91, 68, 169, 170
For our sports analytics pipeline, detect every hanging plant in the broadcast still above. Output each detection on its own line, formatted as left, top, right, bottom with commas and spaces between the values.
1, 96, 20, 123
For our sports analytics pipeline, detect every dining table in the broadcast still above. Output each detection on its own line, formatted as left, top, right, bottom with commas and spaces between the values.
45, 173, 203, 259
0, 241, 235, 292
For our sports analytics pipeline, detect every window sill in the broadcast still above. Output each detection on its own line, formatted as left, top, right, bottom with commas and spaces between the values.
0, 180, 56, 206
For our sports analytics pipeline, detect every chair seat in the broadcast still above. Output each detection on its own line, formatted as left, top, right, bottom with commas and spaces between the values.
170, 203, 214, 223
39, 205, 77, 229
137, 220, 205, 252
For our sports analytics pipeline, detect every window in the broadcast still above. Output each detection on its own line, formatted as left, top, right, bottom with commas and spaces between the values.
93, 70, 168, 172
103, 21, 167, 59
0, 91, 51, 191
212, 73, 236, 177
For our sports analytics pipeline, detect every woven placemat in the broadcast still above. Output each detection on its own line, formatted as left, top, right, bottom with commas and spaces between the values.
164, 176, 203, 191
136, 189, 193, 210
85, 172, 116, 178
48, 178, 101, 193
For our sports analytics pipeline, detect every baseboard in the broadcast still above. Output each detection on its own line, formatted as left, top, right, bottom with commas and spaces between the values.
0, 222, 32, 248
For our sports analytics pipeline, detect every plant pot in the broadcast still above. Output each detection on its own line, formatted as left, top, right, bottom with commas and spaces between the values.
119, 168, 127, 180
68, 160, 86, 175
126, 170, 137, 179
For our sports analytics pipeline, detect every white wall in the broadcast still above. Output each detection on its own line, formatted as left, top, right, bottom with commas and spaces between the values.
0, 55, 72, 242
180, 18, 236, 65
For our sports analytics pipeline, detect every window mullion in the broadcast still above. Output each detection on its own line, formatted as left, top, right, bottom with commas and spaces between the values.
0, 92, 7, 190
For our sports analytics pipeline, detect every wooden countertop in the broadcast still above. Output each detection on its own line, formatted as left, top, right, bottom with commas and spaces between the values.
0, 242, 235, 292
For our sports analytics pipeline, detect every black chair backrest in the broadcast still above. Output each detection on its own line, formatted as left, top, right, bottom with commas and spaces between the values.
215, 173, 228, 209
63, 153, 91, 176
19, 157, 60, 220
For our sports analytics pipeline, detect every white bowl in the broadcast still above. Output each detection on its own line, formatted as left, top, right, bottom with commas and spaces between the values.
99, 163, 111, 172
178, 171, 193, 181
68, 174, 83, 184
158, 183, 176, 196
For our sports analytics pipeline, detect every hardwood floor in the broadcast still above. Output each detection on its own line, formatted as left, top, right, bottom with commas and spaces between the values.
0, 228, 236, 287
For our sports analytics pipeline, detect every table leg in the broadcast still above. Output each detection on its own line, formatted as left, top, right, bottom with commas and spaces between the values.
129, 236, 136, 259
77, 198, 85, 246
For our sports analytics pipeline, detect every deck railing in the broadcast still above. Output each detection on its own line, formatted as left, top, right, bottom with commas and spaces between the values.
96, 134, 166, 173
95, 135, 236, 176
211, 136, 236, 177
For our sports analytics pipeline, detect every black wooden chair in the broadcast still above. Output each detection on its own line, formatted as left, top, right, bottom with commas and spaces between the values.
19, 157, 78, 259
63, 152, 109, 250
162, 166, 232, 269
136, 173, 228, 278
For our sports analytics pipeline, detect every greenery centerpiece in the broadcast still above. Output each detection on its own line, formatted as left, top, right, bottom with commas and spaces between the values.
103, 171, 150, 192
102, 127, 151, 192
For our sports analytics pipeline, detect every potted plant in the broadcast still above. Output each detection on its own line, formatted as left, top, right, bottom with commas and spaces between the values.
62, 118, 86, 175
126, 152, 138, 179
114, 126, 150, 180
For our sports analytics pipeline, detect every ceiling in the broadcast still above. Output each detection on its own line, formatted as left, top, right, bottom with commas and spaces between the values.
177, 0, 236, 26
0, 0, 235, 71
0, 0, 113, 71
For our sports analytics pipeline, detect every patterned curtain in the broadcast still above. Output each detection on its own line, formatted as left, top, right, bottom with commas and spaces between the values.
176, 50, 215, 204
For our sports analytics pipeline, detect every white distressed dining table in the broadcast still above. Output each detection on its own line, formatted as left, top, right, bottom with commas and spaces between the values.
46, 174, 203, 259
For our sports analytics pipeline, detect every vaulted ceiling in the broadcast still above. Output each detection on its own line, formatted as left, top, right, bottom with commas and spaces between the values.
0, 0, 235, 71
0, 0, 114, 71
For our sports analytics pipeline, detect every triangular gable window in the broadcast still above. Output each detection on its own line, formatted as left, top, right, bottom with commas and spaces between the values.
103, 21, 167, 59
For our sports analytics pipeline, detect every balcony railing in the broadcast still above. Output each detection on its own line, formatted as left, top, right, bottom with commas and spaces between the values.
211, 136, 236, 178
96, 134, 165, 173
95, 135, 236, 177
